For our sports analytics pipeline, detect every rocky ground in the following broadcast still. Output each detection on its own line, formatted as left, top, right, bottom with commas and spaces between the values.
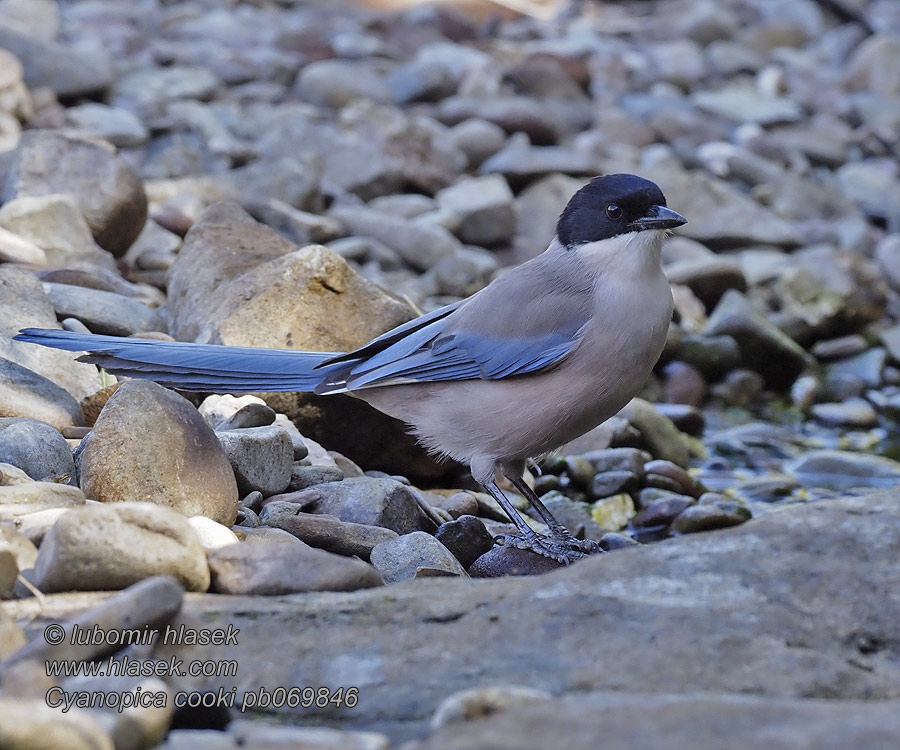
0, 0, 899, 747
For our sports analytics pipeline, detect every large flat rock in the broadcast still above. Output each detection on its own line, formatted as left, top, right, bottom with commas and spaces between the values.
7, 494, 900, 743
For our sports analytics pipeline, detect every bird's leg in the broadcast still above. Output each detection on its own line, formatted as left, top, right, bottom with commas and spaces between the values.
502, 470, 602, 557
483, 480, 598, 565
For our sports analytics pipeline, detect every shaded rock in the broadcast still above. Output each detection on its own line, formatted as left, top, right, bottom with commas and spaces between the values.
677, 334, 742, 379
426, 246, 499, 297
299, 477, 426, 535
692, 85, 802, 124
33, 502, 210, 592
448, 118, 506, 168
661, 361, 707, 407
287, 464, 345, 491
875, 235, 900, 291
664, 257, 746, 309
198, 394, 269, 430
79, 380, 238, 525
0, 194, 115, 269
216, 425, 292, 497
64, 102, 150, 148
479, 134, 602, 185
835, 159, 900, 224
370, 531, 466, 583
671, 500, 750, 534
591, 471, 639, 499
533, 491, 605, 542
435, 174, 515, 247
785, 451, 900, 491
260, 501, 398, 560
167, 202, 415, 348
0, 417, 74, 483
467, 544, 562, 577
0, 698, 114, 750
3, 131, 147, 256
704, 290, 809, 388
208, 539, 383, 594
41, 282, 165, 336
827, 348, 885, 389
653, 403, 705, 436
882, 325, 900, 364
812, 334, 868, 361
643, 460, 699, 497
632, 495, 695, 528
434, 515, 494, 569
214, 402, 276, 431
0, 357, 84, 430
329, 203, 460, 271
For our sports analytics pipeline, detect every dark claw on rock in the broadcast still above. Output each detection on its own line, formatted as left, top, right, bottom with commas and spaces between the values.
493, 532, 603, 565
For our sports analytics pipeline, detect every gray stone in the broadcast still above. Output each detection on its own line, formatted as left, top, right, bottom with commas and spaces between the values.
0, 357, 84, 430
416, 692, 900, 750
216, 426, 293, 497
426, 246, 498, 298
427, 492, 479, 520
704, 290, 809, 389
260, 501, 398, 560
882, 325, 900, 364
79, 380, 238, 526
214, 402, 276, 430
677, 334, 742, 379
643, 460, 698, 497
812, 334, 869, 360
42, 282, 165, 336
370, 531, 467, 583
785, 450, 900, 491
632, 495, 695, 528
64, 102, 150, 148
0, 418, 74, 483
875, 235, 900, 291
297, 477, 426, 534
664, 257, 746, 309
448, 118, 507, 169
295, 59, 392, 108
590, 471, 639, 499
434, 515, 494, 569
835, 159, 900, 224
435, 175, 515, 247
286, 464, 345, 490
329, 204, 461, 271
467, 544, 563, 577
4, 131, 147, 256
514, 173, 586, 258
692, 85, 802, 124
826, 348, 886, 389
208, 539, 383, 594
480, 134, 603, 184
33, 502, 209, 592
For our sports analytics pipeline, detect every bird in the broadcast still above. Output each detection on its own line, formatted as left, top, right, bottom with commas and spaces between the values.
16, 173, 686, 563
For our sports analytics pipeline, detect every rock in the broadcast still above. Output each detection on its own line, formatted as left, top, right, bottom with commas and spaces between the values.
0, 698, 115, 750
875, 235, 900, 291
812, 335, 868, 361
435, 174, 515, 247
844, 33, 900, 97
661, 361, 707, 407
692, 84, 803, 124
0, 194, 115, 269
79, 380, 238, 525
643, 460, 698, 497
4, 131, 147, 256
208, 539, 383, 594
370, 531, 466, 583
514, 173, 586, 258
0, 23, 112, 97
0, 357, 84, 430
0, 417, 74, 483
426, 246, 499, 297
416, 692, 900, 750
0, 542, 16, 598
143, 494, 900, 738
33, 502, 210, 592
430, 685, 552, 730
286, 464, 345, 491
260, 501, 398, 560
298, 477, 426, 535
479, 134, 602, 185
2, 574, 183, 666
448, 118, 507, 168
704, 290, 809, 389
671, 500, 751, 534
632, 494, 695, 528
785, 451, 900, 491
64, 102, 150, 148
167, 202, 415, 347
534, 491, 605, 541
295, 59, 391, 108
229, 721, 389, 750
810, 399, 878, 428
466, 544, 562, 577
41, 282, 165, 336
591, 471, 639, 499
664, 257, 746, 309
616, 399, 692, 467
882, 325, 900, 363
835, 159, 900, 224
198, 394, 269, 430
214, 402, 276, 431
427, 492, 478, 519
187, 516, 239, 551
434, 515, 494, 569
590, 494, 635, 531
0, 606, 26, 658
827, 348, 886, 388
0, 225, 45, 265
677, 334, 742, 379
216, 426, 293, 497
329, 203, 461, 271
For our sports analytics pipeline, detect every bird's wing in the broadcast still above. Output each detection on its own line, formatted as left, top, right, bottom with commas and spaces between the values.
318, 306, 587, 393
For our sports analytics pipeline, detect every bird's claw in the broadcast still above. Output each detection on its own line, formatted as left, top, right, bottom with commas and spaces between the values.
493, 532, 602, 565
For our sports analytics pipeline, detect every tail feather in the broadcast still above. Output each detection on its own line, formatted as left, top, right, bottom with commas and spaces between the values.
13, 328, 338, 393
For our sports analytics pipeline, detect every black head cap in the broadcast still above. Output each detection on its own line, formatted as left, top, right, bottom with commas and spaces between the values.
556, 174, 684, 248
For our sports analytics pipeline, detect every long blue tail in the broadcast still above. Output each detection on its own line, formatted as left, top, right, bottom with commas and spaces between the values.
13, 328, 337, 393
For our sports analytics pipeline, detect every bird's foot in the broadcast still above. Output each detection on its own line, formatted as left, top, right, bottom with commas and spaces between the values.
494, 531, 602, 565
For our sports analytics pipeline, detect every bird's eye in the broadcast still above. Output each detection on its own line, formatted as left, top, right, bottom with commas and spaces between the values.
606, 204, 622, 219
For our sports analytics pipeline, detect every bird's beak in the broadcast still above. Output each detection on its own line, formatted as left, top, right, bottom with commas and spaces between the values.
628, 205, 687, 232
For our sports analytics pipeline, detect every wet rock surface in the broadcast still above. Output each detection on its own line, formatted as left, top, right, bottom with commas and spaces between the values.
0, 0, 899, 747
